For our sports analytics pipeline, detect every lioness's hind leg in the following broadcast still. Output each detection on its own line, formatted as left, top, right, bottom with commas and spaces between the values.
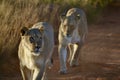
47, 58, 53, 69
47, 48, 54, 69
42, 72, 48, 80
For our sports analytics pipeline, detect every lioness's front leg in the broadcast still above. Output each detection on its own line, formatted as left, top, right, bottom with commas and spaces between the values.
68, 44, 74, 63
32, 63, 45, 80
70, 42, 83, 67
20, 64, 31, 80
58, 44, 67, 74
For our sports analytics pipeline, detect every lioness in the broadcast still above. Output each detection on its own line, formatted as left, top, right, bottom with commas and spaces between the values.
58, 8, 88, 74
18, 22, 54, 80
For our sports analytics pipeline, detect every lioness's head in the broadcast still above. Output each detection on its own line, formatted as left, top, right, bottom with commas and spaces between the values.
20, 27, 44, 54
60, 14, 80, 37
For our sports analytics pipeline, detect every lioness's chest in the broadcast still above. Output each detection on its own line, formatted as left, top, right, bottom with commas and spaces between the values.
71, 28, 80, 43
23, 49, 44, 69
63, 28, 80, 44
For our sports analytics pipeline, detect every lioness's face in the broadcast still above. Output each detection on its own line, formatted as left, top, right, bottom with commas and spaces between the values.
61, 16, 76, 37
21, 27, 44, 53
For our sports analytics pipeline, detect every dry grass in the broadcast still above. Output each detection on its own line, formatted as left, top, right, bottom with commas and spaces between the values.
0, 1, 60, 57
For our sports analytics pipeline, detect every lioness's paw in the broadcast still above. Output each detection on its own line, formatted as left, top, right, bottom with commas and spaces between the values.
47, 58, 53, 69
59, 70, 67, 74
70, 60, 79, 67
48, 65, 53, 69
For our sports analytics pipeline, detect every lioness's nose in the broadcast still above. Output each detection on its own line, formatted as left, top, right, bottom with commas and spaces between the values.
67, 33, 72, 37
67, 33, 69, 36
35, 46, 40, 49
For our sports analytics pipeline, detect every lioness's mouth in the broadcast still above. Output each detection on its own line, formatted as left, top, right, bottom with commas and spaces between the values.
30, 47, 44, 56
31, 48, 42, 53
67, 34, 72, 37
34, 48, 43, 53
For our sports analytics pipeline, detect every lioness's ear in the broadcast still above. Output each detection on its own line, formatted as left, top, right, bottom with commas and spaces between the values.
39, 26, 44, 33
60, 14, 66, 21
21, 27, 28, 36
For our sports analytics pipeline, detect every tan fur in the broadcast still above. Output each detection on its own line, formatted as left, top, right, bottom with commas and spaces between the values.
18, 22, 54, 80
58, 8, 88, 74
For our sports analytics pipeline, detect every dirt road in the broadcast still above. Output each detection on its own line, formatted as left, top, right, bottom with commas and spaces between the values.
0, 6, 120, 80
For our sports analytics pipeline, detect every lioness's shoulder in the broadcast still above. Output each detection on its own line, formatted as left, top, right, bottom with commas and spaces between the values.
32, 22, 53, 30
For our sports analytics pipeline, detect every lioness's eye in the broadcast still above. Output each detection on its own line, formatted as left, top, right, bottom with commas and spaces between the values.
40, 37, 42, 40
29, 37, 34, 43
70, 25, 74, 29
64, 25, 67, 27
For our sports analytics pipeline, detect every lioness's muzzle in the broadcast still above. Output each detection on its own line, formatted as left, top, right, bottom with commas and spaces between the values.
66, 33, 72, 37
